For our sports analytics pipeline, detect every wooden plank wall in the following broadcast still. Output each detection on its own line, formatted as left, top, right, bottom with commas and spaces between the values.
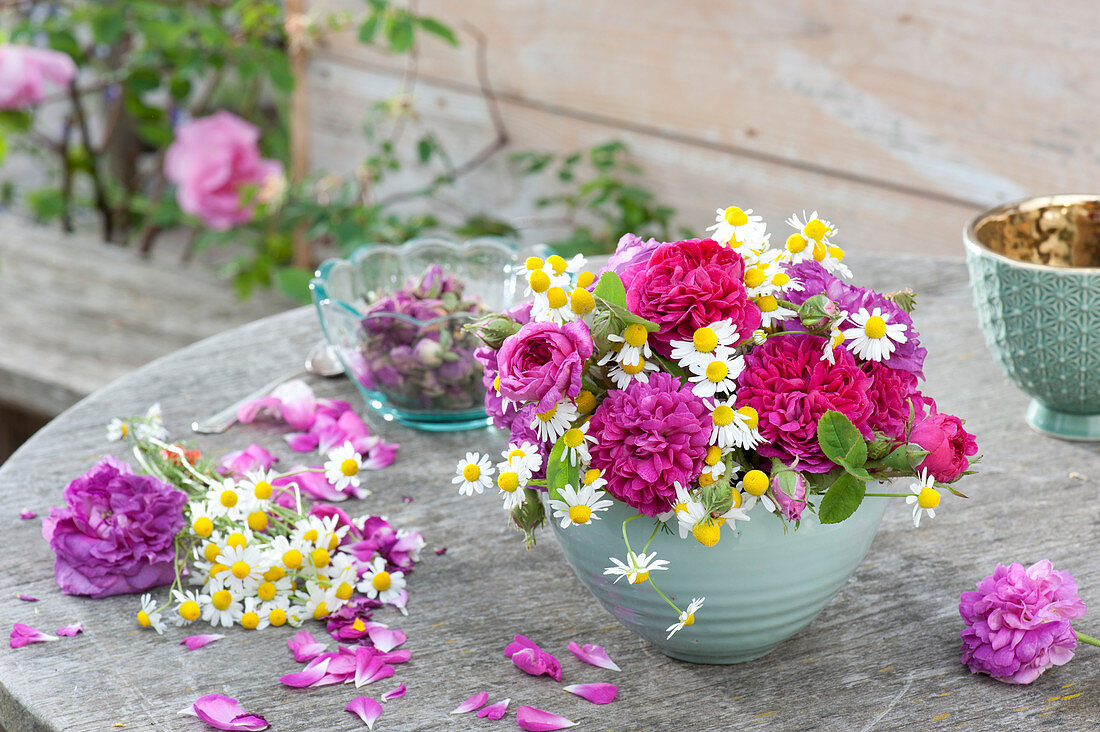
303, 0, 1100, 257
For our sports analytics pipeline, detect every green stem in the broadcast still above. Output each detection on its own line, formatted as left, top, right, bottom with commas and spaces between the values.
864, 492, 910, 498
620, 514, 643, 556
647, 576, 683, 614
641, 521, 661, 553
1077, 631, 1100, 648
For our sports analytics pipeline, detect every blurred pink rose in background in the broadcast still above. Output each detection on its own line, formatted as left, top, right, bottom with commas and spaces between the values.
0, 45, 77, 109
164, 111, 284, 230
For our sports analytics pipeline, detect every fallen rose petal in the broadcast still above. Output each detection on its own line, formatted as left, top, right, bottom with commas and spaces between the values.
285, 431, 320, 453
216, 444, 278, 476
381, 683, 406, 702
288, 630, 327, 662
516, 705, 577, 731
181, 634, 225, 650
17, 594, 37, 602
564, 682, 618, 704
435, 547, 447, 555
401, 495, 414, 503
55, 623, 83, 637
183, 694, 270, 731
280, 657, 331, 687
368, 626, 406, 653
567, 641, 621, 672
451, 691, 488, 714
354, 652, 396, 688
477, 698, 510, 720
506, 635, 562, 681
376, 649, 411, 664
19, 509, 36, 520
10, 622, 57, 649
345, 696, 382, 730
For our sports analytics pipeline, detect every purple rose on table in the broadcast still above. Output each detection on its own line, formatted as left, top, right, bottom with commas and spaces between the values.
496, 321, 593, 413
42, 456, 187, 598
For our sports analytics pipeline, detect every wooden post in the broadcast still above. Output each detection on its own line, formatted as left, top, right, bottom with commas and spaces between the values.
287, 0, 311, 271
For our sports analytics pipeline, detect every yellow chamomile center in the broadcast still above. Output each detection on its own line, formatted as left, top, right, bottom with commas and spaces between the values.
743, 469, 769, 496
864, 315, 887, 340
179, 601, 201, 621
712, 405, 735, 426
804, 219, 829, 241
498, 471, 519, 493
210, 563, 228, 577
302, 529, 318, 543
192, 517, 213, 538
622, 356, 646, 375
786, 233, 807, 253
219, 489, 238, 508
257, 582, 277, 601
241, 612, 259, 630
698, 471, 715, 487
547, 287, 568, 309
812, 240, 828, 261
693, 326, 718, 353
918, 486, 941, 510
372, 571, 392, 592
137, 611, 151, 627
828, 245, 845, 262
723, 206, 749, 226
577, 271, 596, 288
737, 405, 759, 430
570, 287, 595, 315
757, 295, 778, 313
493, 375, 501, 393
212, 590, 232, 611
253, 481, 273, 500
340, 458, 359, 477
704, 445, 722, 466
583, 468, 601, 485
744, 267, 766, 288
772, 272, 790, 287
576, 390, 597, 414
203, 543, 221, 562
705, 360, 729, 383
247, 511, 268, 532
227, 532, 247, 548
269, 608, 287, 627
692, 520, 722, 547
336, 582, 355, 600
563, 428, 585, 447
631, 571, 649, 585
568, 504, 592, 524
283, 549, 303, 569
508, 448, 525, 461
310, 548, 330, 568
537, 406, 557, 422
683, 613, 696, 626
525, 256, 544, 272
623, 323, 648, 348
313, 603, 329, 620
462, 463, 481, 482
231, 561, 251, 579
264, 566, 286, 581
529, 270, 551, 293
546, 254, 568, 275
730, 489, 742, 508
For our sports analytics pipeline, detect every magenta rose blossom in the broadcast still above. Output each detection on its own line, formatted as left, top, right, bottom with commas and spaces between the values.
164, 111, 284, 230
737, 334, 874, 473
769, 471, 808, 521
862, 361, 929, 442
496, 320, 593, 413
601, 233, 663, 289
588, 372, 711, 516
910, 401, 977, 482
42, 456, 187, 598
960, 560, 1086, 684
626, 238, 761, 355
0, 45, 76, 110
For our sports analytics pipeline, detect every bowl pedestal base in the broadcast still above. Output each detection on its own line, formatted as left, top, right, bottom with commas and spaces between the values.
1026, 399, 1100, 441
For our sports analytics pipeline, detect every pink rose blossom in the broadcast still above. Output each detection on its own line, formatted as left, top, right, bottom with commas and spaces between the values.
496, 321, 593, 412
601, 232, 662, 289
960, 560, 1086, 684
770, 471, 808, 521
910, 401, 977, 483
0, 45, 76, 110
164, 111, 283, 230
861, 361, 928, 442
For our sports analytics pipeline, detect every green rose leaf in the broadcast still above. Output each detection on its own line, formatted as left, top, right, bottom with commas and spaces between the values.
818, 473, 866, 524
546, 433, 578, 503
593, 271, 627, 307
817, 410, 868, 468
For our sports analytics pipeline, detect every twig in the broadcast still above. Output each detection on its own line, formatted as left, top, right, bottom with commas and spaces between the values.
59, 119, 74, 232
68, 81, 115, 241
386, 0, 420, 149
137, 149, 168, 255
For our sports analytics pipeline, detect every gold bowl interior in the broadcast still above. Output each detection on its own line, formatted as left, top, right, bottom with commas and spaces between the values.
972, 196, 1100, 268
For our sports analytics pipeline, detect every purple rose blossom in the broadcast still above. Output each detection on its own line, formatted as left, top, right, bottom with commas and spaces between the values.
737, 335, 874, 473
42, 456, 187, 598
476, 345, 520, 430
960, 560, 1087, 684
509, 404, 551, 484
601, 233, 663, 289
348, 516, 426, 573
588, 372, 711, 516
496, 321, 594, 413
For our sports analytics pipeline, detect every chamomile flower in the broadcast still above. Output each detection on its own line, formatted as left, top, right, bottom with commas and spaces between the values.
560, 421, 595, 467
906, 469, 940, 527
531, 399, 579, 444
494, 463, 529, 512
607, 353, 658, 389
708, 398, 765, 451
269, 535, 311, 572
674, 493, 711, 542
187, 501, 219, 539
453, 452, 494, 495
687, 350, 745, 398
294, 514, 347, 552
720, 490, 756, 529
238, 469, 278, 507
580, 467, 608, 492
821, 323, 846, 365
658, 481, 695, 526
206, 478, 247, 519
665, 597, 705, 639
261, 595, 294, 628
742, 249, 803, 299
549, 482, 614, 528
358, 555, 406, 604
254, 574, 294, 608
170, 588, 207, 626
698, 458, 727, 486
603, 551, 670, 585
670, 320, 739, 369
105, 418, 129, 442
202, 587, 243, 628
501, 442, 543, 477
238, 596, 270, 631
136, 594, 167, 634
216, 544, 266, 596
522, 255, 571, 297
135, 402, 169, 441
531, 284, 579, 325
843, 307, 908, 363
753, 294, 797, 330
706, 205, 767, 249
606, 323, 653, 366
323, 442, 363, 492
301, 579, 340, 620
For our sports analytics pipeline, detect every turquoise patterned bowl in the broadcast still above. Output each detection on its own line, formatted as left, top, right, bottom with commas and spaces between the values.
965, 195, 1100, 440
548, 496, 888, 664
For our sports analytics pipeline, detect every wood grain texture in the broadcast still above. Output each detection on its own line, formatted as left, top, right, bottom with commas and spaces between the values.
3, 254, 1099, 730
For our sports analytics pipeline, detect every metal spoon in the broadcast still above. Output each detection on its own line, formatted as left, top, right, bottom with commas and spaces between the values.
191, 341, 344, 435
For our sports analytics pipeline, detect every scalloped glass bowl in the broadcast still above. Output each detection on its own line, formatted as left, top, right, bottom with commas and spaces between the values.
310, 237, 522, 431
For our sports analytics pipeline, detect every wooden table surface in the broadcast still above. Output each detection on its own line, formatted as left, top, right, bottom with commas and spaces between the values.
3, 253, 1099, 731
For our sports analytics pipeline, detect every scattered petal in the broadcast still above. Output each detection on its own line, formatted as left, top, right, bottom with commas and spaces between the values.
567, 641, 621, 672
451, 691, 488, 714
354, 656, 396, 688
55, 623, 83, 637
280, 657, 331, 687
401, 495, 414, 503
368, 626, 406, 653
181, 634, 225, 650
381, 683, 407, 702
19, 509, 36, 520
345, 696, 383, 730
9, 622, 57, 649
288, 630, 327, 662
284, 431, 320, 453
505, 635, 562, 681
17, 594, 38, 602
516, 706, 577, 731
375, 649, 411, 664
183, 694, 269, 731
477, 698, 510, 720
434, 547, 447, 555
217, 444, 278, 476
564, 682, 618, 704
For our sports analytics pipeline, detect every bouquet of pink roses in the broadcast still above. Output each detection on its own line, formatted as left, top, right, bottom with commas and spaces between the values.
458, 204, 978, 634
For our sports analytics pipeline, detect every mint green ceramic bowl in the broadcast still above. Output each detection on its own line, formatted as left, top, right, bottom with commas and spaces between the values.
965, 195, 1100, 440
548, 496, 888, 664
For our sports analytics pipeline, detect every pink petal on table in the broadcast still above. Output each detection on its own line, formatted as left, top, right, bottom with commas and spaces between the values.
274, 470, 345, 502
477, 698, 510, 720
280, 657, 331, 687
10, 622, 57, 649
284, 431, 319, 453
381, 683, 406, 702
181, 634, 224, 650
236, 395, 282, 425
509, 646, 563, 682
401, 495, 414, 503
564, 682, 618, 704
516, 706, 577, 731
567, 641, 621, 671
385, 589, 409, 614
55, 623, 83, 637
376, 649, 411, 664
354, 651, 395, 688
19, 509, 36, 520
451, 691, 488, 714
435, 547, 447, 555
183, 694, 270, 731
345, 696, 382, 730
287, 630, 327, 662
217, 444, 278, 476
326, 647, 357, 677
273, 380, 319, 431
17, 594, 37, 602
368, 626, 406, 653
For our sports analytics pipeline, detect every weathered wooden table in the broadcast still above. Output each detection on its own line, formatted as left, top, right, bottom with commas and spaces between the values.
2, 253, 1098, 731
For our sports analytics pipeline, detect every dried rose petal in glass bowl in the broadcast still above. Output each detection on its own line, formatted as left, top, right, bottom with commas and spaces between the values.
311, 237, 522, 431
